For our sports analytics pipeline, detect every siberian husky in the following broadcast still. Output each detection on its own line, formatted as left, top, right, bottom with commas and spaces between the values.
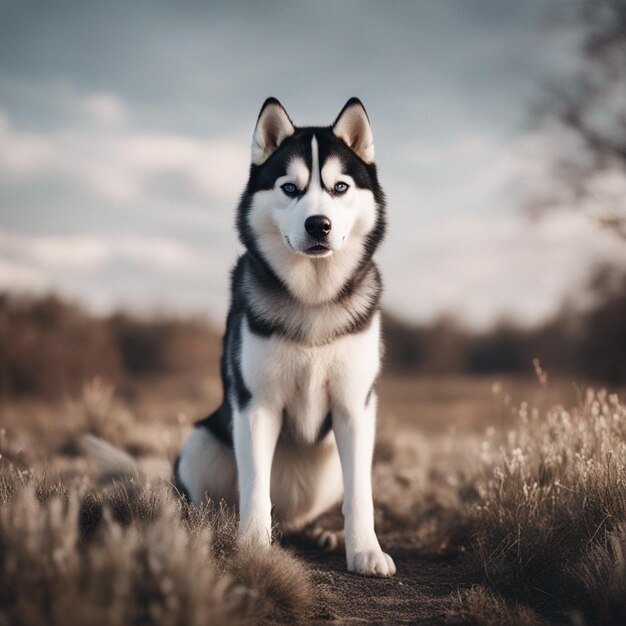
174, 98, 395, 577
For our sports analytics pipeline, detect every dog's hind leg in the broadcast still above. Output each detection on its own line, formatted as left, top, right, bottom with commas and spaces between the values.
271, 436, 344, 536
175, 425, 237, 505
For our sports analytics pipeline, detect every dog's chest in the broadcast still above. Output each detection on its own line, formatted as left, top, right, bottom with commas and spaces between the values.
241, 324, 346, 445
279, 344, 332, 444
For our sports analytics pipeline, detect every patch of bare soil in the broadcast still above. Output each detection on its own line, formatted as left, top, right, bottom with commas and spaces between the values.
300, 548, 470, 624
281, 513, 476, 625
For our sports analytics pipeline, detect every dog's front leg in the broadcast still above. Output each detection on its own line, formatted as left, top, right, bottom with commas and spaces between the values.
233, 403, 282, 547
333, 399, 396, 577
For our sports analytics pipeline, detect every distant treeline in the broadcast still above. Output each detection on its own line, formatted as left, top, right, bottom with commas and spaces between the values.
0, 263, 624, 398
0, 294, 221, 399
385, 263, 626, 383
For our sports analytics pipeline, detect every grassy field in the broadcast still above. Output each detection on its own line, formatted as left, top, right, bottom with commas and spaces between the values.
1, 373, 625, 625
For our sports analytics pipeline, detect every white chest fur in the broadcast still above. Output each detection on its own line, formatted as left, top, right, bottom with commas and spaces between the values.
239, 313, 381, 446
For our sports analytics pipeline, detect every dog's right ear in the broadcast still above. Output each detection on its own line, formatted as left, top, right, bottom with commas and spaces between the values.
333, 98, 375, 163
251, 98, 295, 165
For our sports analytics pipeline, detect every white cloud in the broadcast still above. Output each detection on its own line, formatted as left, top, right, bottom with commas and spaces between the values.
382, 209, 626, 328
79, 92, 129, 126
0, 106, 249, 206
120, 133, 249, 204
0, 230, 214, 275
0, 228, 233, 320
0, 257, 48, 291
400, 132, 497, 168
0, 122, 57, 176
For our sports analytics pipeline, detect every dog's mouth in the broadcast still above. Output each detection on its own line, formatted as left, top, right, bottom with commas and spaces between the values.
304, 244, 331, 256
284, 236, 333, 257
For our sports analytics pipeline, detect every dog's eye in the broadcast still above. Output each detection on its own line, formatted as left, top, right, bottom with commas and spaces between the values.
333, 182, 349, 194
281, 183, 298, 196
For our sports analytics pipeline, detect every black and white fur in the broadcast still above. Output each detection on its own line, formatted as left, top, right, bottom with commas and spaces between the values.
175, 98, 395, 577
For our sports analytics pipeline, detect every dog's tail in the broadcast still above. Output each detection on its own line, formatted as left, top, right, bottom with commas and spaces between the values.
82, 434, 142, 483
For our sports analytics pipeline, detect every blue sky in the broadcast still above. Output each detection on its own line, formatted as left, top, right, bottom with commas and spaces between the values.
1, 0, 624, 327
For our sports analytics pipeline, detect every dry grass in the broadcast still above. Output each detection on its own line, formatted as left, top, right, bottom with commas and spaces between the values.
0, 467, 314, 626
374, 383, 626, 624
0, 376, 625, 624
0, 382, 315, 626
471, 389, 626, 623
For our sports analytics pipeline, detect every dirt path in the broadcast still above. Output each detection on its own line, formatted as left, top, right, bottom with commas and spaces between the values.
285, 531, 475, 625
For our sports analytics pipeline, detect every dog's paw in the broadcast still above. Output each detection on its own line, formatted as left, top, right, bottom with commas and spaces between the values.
348, 549, 396, 577
306, 526, 344, 552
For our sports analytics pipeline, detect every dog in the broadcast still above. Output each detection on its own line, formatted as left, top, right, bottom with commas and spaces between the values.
174, 97, 395, 577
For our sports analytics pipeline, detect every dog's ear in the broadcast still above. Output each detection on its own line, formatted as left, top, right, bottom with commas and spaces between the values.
332, 98, 375, 163
251, 98, 295, 165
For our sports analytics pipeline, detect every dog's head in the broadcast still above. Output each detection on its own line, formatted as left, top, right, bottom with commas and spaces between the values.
237, 98, 386, 301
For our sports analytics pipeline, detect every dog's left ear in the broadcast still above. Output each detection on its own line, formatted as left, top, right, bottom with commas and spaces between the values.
252, 98, 295, 165
332, 98, 375, 163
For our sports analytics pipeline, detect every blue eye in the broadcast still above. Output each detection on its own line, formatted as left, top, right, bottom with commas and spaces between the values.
334, 182, 349, 194
281, 183, 298, 196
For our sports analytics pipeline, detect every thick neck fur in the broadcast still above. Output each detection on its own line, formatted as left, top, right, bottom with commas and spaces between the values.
243, 251, 381, 346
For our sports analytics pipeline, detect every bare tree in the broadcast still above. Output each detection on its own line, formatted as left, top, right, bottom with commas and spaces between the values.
533, 0, 626, 240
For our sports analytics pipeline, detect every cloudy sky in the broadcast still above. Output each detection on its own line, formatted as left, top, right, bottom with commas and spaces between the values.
1, 0, 624, 328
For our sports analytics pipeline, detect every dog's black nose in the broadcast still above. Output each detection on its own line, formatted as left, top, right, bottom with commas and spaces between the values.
305, 215, 332, 239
